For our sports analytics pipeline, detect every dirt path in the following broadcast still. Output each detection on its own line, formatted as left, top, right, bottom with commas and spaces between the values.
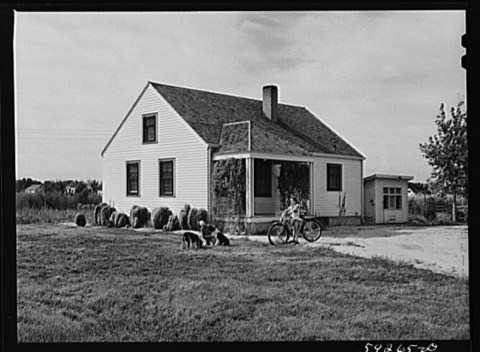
247, 225, 469, 278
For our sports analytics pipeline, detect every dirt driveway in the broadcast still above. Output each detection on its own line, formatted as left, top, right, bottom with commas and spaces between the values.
248, 225, 469, 278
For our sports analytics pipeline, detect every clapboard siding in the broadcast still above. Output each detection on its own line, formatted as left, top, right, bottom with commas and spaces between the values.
372, 179, 409, 223
312, 157, 362, 217
102, 84, 209, 215
363, 181, 375, 222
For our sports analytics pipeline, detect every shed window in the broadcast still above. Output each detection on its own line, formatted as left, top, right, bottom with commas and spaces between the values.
143, 114, 157, 143
254, 159, 272, 197
327, 164, 342, 191
159, 159, 175, 196
383, 187, 402, 210
127, 162, 140, 196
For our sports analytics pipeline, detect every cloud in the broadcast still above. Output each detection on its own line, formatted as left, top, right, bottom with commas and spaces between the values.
236, 12, 312, 74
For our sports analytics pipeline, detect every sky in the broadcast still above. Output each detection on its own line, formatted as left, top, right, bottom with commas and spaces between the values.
14, 11, 466, 183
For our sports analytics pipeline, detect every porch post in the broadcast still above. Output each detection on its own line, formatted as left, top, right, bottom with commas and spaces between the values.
310, 161, 314, 216
245, 157, 254, 218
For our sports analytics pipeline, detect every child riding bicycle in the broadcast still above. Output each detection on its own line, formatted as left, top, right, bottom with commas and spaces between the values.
281, 196, 304, 244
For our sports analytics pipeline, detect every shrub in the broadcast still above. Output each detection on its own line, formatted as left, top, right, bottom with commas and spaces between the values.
151, 207, 172, 229
100, 206, 116, 226
432, 212, 454, 225
164, 214, 181, 231
187, 208, 208, 231
108, 211, 117, 228
198, 208, 208, 224
94, 203, 108, 226
114, 212, 130, 228
187, 208, 199, 231
179, 204, 191, 230
74, 213, 86, 227
130, 205, 149, 229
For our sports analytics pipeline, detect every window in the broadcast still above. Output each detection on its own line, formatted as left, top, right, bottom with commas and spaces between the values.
327, 164, 342, 191
383, 187, 402, 210
143, 114, 157, 143
254, 159, 272, 197
126, 162, 140, 196
159, 159, 175, 196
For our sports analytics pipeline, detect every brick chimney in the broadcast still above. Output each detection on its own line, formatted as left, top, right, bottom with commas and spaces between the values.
262, 85, 278, 122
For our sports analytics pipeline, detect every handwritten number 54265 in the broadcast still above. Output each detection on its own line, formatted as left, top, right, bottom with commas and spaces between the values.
361, 343, 437, 352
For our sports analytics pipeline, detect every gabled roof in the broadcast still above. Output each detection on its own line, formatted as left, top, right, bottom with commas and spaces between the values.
102, 81, 364, 159
24, 184, 42, 192
150, 82, 364, 158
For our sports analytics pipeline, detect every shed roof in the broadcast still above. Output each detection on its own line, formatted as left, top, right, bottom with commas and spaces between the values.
364, 174, 414, 182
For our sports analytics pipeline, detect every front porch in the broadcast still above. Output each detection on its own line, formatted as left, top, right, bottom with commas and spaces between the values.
211, 153, 314, 233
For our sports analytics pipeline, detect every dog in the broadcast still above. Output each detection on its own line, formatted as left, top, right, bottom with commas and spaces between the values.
182, 231, 203, 250
214, 230, 230, 246
199, 220, 217, 246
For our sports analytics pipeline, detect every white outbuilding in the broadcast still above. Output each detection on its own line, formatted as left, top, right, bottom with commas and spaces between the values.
363, 174, 414, 224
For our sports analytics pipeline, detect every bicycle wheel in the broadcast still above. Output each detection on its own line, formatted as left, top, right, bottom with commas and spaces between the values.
302, 219, 322, 242
267, 222, 289, 245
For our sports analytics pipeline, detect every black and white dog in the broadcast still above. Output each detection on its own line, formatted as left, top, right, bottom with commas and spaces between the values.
181, 231, 203, 250
214, 230, 230, 246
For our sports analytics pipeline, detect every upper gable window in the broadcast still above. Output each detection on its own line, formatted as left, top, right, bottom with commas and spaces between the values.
143, 113, 157, 143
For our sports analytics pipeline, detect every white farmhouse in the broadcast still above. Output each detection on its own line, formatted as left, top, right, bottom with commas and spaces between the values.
101, 82, 365, 232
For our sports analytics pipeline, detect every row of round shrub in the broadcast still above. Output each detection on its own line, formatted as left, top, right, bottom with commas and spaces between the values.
91, 203, 209, 230
91, 203, 132, 228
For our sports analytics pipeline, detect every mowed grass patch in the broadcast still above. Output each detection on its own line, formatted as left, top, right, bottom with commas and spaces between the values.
17, 224, 469, 342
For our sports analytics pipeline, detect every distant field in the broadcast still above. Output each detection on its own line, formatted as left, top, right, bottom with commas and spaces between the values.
17, 224, 470, 342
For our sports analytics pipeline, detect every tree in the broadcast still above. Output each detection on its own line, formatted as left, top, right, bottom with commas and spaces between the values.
419, 102, 467, 221
87, 179, 102, 193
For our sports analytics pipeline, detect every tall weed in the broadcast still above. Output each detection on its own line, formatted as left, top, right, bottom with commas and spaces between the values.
16, 207, 95, 225
16, 191, 101, 211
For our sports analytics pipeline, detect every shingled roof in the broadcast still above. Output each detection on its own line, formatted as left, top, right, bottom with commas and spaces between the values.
151, 82, 363, 158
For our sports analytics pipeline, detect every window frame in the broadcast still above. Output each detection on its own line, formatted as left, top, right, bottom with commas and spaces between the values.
327, 163, 342, 192
142, 113, 158, 144
126, 161, 140, 196
159, 158, 175, 197
254, 159, 272, 197
383, 187, 402, 210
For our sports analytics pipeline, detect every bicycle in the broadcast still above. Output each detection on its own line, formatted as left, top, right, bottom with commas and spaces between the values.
267, 214, 325, 245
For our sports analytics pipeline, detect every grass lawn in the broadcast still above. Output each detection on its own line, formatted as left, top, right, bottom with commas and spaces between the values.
17, 224, 470, 342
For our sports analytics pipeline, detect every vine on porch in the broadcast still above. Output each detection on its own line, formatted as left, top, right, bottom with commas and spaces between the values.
212, 158, 246, 216
276, 161, 310, 211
